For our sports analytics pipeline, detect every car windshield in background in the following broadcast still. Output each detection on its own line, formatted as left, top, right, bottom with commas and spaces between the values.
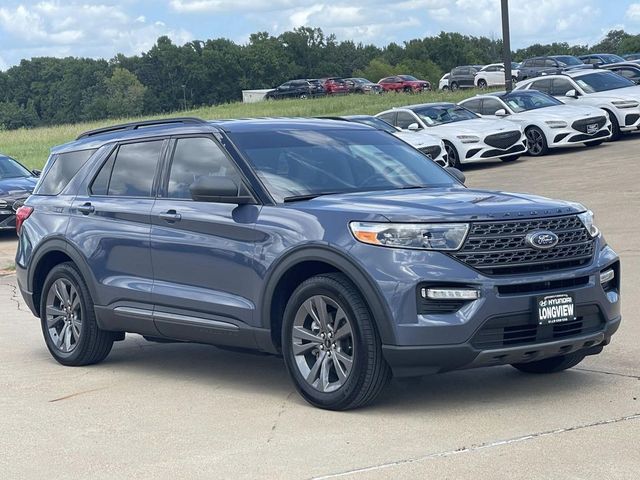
399, 75, 418, 81
576, 72, 636, 93
602, 54, 625, 63
502, 91, 563, 112
412, 105, 478, 126
346, 116, 397, 134
555, 56, 583, 66
351, 78, 369, 84
0, 156, 32, 179
228, 129, 456, 201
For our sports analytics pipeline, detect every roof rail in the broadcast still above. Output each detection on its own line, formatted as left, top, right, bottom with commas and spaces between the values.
76, 117, 208, 140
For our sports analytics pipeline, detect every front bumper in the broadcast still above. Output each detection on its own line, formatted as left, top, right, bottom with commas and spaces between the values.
460, 140, 527, 163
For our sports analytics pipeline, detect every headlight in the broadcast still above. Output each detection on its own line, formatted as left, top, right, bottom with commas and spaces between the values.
545, 120, 568, 129
611, 100, 639, 109
578, 210, 599, 238
0, 200, 7, 209
349, 222, 469, 250
456, 135, 480, 144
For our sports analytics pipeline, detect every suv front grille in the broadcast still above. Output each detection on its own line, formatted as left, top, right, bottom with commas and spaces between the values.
419, 146, 442, 160
484, 131, 521, 149
571, 116, 606, 133
471, 305, 604, 349
452, 215, 595, 275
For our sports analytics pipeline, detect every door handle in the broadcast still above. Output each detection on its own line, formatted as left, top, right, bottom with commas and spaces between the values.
159, 210, 182, 222
77, 203, 95, 215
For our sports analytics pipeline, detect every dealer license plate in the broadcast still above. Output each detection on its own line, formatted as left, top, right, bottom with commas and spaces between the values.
536, 293, 575, 325
586, 123, 599, 134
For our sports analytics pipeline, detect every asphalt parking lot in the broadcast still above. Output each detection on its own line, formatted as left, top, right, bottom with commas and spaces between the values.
1, 137, 639, 479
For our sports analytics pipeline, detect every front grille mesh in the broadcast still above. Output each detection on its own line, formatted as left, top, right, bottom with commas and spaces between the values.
484, 131, 521, 149
452, 215, 595, 275
571, 116, 606, 133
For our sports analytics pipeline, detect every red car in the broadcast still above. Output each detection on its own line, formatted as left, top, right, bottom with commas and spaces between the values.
378, 75, 431, 92
320, 77, 350, 95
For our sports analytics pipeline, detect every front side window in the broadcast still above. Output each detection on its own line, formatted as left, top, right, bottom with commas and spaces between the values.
35, 149, 96, 195
229, 129, 457, 201
575, 72, 635, 93
167, 137, 242, 199
412, 105, 478, 126
91, 141, 163, 197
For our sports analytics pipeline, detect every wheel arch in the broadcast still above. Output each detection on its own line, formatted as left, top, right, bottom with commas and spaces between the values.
260, 245, 395, 352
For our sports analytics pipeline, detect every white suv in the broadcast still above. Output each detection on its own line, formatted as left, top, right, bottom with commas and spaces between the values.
474, 63, 519, 88
515, 70, 640, 139
376, 103, 527, 168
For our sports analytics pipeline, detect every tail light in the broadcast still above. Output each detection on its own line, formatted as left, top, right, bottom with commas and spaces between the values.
15, 205, 33, 235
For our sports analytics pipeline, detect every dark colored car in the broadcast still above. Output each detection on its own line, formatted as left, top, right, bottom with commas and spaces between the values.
344, 78, 383, 94
448, 65, 481, 90
579, 54, 626, 66
601, 62, 640, 84
319, 77, 349, 95
517, 56, 586, 81
16, 117, 621, 411
0, 154, 39, 230
265, 79, 325, 100
378, 75, 431, 92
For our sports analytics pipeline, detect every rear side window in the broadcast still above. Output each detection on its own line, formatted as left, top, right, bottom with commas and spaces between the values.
90, 140, 163, 197
530, 78, 552, 93
396, 112, 419, 129
462, 98, 481, 113
36, 149, 96, 195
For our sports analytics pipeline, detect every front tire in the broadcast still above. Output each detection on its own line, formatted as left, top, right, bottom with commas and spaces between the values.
525, 126, 549, 156
512, 351, 586, 374
281, 273, 391, 410
605, 110, 622, 141
443, 141, 461, 169
40, 262, 115, 366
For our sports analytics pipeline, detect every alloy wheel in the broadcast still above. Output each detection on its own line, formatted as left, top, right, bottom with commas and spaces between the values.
291, 295, 354, 393
526, 128, 545, 155
45, 279, 82, 353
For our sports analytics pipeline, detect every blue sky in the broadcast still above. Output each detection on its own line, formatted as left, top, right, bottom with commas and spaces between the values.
1, 0, 639, 70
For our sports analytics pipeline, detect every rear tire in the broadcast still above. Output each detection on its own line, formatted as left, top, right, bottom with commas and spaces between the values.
40, 262, 114, 366
450, 82, 459, 91
477, 79, 487, 89
512, 351, 587, 374
281, 273, 391, 410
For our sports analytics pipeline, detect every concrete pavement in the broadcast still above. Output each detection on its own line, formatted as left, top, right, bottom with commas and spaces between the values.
0, 136, 638, 479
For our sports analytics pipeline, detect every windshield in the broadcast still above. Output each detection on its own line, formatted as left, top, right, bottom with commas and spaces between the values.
575, 71, 635, 92
602, 54, 625, 63
412, 105, 478, 126
554, 56, 583, 66
399, 75, 418, 81
228, 128, 456, 201
347, 116, 397, 134
0, 156, 32, 179
502, 91, 562, 112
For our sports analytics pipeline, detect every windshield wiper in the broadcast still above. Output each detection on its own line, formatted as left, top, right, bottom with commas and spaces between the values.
283, 192, 342, 202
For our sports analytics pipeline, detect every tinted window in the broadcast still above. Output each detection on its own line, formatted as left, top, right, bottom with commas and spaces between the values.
530, 78, 552, 93
544, 59, 556, 67
550, 78, 575, 96
481, 98, 503, 115
377, 112, 396, 125
91, 141, 163, 197
0, 156, 32, 179
229, 129, 456, 201
396, 112, 419, 129
533, 59, 544, 67
412, 105, 478, 126
461, 98, 481, 113
502, 91, 562, 112
36, 149, 96, 195
575, 71, 635, 93
554, 56, 582, 66
614, 68, 640, 81
167, 137, 242, 199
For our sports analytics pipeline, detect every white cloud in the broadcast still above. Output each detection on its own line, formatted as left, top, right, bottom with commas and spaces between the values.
170, 0, 307, 13
627, 3, 640, 22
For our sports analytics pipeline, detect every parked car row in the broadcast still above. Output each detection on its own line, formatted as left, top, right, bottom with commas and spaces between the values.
265, 74, 429, 100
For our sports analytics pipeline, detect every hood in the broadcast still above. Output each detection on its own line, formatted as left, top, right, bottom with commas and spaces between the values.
514, 104, 605, 121
393, 130, 441, 148
586, 86, 640, 101
289, 187, 582, 223
0, 176, 38, 196
426, 118, 521, 137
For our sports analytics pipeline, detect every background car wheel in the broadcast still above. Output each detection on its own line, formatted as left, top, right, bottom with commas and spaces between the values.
442, 86, 449, 91
281, 273, 391, 411
40, 262, 115, 366
299, 93, 308, 99
443, 141, 461, 169
403, 86, 412, 93
604, 110, 621, 141
511, 351, 586, 374
477, 79, 487, 89
450, 82, 459, 91
500, 155, 520, 162
525, 126, 549, 156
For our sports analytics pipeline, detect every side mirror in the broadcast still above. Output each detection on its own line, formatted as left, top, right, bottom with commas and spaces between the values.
565, 89, 579, 98
189, 176, 254, 204
494, 108, 508, 117
446, 167, 466, 184
407, 122, 421, 131
31, 169, 42, 177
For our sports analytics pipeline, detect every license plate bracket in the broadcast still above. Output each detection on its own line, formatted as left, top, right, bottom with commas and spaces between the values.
536, 293, 576, 325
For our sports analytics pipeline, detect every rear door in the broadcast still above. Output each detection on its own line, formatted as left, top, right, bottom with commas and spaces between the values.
150, 135, 263, 342
69, 139, 166, 332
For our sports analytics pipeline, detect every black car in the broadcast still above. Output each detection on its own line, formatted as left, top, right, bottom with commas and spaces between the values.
601, 62, 640, 84
579, 54, 626, 66
517, 55, 586, 81
0, 155, 39, 230
344, 78, 383, 94
265, 79, 325, 100
448, 65, 481, 90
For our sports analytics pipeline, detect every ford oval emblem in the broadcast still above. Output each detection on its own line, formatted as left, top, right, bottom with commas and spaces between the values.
526, 231, 559, 250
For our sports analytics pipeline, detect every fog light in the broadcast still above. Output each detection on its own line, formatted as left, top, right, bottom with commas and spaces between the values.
600, 269, 615, 284
422, 288, 480, 300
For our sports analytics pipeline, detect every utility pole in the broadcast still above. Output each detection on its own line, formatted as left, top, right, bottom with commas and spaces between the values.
182, 84, 187, 111
501, 0, 513, 92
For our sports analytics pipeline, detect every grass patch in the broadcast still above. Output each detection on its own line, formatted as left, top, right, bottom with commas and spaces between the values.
0, 89, 479, 170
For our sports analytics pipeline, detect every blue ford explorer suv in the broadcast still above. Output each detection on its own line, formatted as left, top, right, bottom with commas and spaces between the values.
15, 117, 621, 410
